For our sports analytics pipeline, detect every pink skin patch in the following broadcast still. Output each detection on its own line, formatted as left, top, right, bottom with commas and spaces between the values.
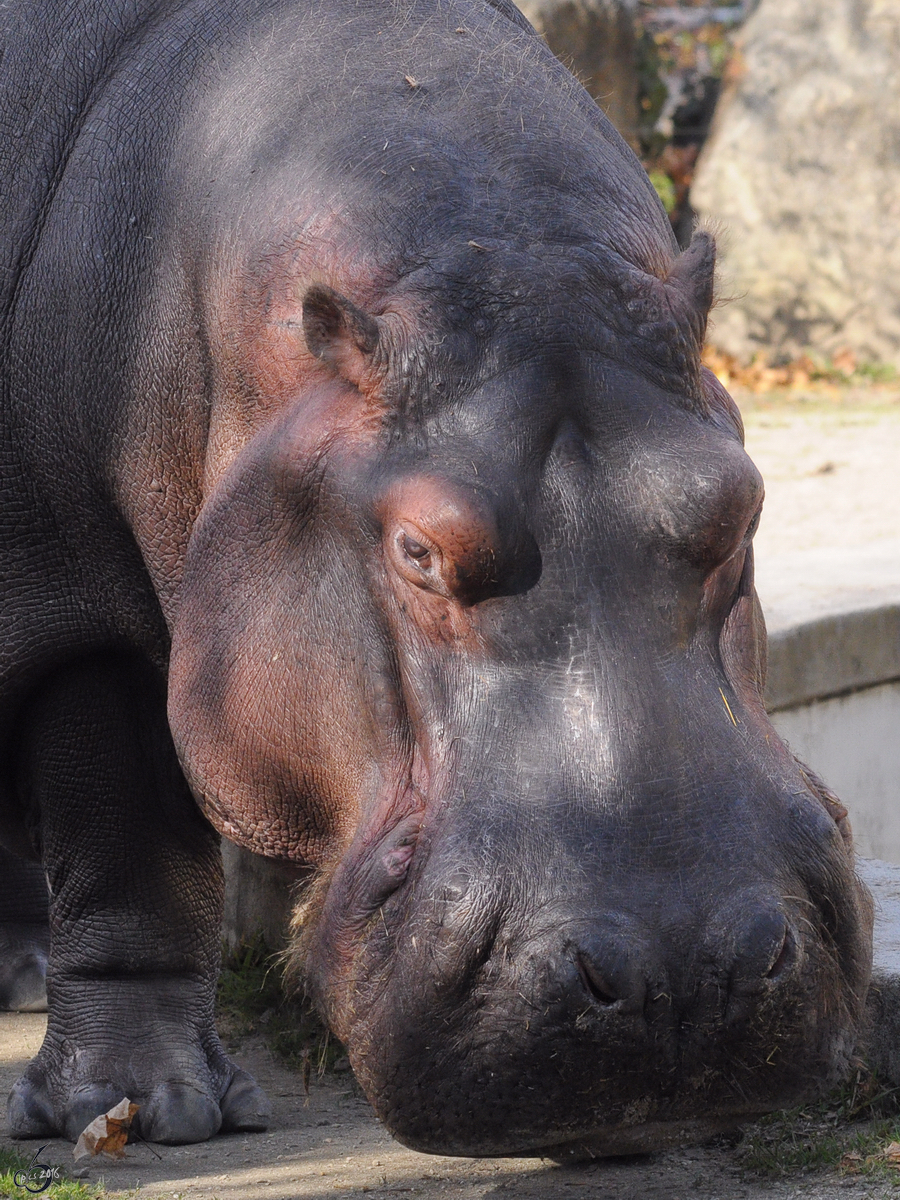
382, 841, 416, 879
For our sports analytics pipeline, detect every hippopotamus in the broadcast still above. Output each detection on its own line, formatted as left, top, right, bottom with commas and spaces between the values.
0, 0, 873, 1157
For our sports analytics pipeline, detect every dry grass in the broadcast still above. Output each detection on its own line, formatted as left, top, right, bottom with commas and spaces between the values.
738, 1065, 900, 1182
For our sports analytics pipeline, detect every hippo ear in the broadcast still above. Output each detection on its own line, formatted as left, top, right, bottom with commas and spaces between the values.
615, 231, 717, 410
302, 283, 381, 387
666, 230, 716, 330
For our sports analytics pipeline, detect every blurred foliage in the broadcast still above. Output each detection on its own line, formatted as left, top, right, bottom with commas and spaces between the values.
647, 169, 677, 212
217, 935, 347, 1082
635, 1, 746, 241
634, 25, 669, 156
704, 344, 900, 393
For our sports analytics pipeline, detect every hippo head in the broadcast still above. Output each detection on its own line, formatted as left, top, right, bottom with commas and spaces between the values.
168, 229, 872, 1157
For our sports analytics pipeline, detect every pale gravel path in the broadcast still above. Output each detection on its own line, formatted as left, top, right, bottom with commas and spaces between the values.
2, 400, 899, 1200
742, 402, 900, 630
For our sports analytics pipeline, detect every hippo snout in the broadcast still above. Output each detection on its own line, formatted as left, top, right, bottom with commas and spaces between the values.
316, 851, 870, 1158
522, 900, 810, 1044
568, 902, 796, 1020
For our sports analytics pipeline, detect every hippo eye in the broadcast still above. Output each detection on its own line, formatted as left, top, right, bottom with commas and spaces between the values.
402, 534, 431, 563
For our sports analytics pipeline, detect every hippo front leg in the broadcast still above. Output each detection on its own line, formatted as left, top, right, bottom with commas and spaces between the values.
6, 650, 270, 1144
0, 846, 49, 1012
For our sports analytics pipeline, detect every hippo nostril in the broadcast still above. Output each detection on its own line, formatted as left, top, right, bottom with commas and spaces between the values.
575, 953, 619, 1007
730, 910, 797, 998
765, 925, 795, 983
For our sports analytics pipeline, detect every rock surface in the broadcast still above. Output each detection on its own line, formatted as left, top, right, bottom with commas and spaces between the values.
514, 0, 639, 147
691, 0, 900, 367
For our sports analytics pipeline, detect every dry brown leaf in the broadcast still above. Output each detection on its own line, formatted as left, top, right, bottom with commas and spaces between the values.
73, 1097, 139, 1161
839, 1150, 862, 1172
882, 1140, 900, 1165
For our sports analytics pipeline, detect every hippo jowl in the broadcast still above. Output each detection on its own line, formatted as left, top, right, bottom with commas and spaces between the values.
0, 0, 872, 1156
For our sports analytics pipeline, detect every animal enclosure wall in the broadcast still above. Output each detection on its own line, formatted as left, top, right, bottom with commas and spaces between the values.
765, 601, 900, 864
772, 681, 900, 863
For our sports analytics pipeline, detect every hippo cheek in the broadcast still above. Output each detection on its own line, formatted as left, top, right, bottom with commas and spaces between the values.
298, 812, 428, 1039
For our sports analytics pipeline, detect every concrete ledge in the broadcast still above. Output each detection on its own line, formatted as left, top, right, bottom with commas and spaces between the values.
766, 603, 900, 712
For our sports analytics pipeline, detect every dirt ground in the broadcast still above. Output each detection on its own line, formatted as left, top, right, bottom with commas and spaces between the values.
0, 1012, 890, 1200
2, 398, 900, 1200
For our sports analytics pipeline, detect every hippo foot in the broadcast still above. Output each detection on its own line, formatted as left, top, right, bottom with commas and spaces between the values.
0, 924, 49, 1012
7, 1022, 270, 1143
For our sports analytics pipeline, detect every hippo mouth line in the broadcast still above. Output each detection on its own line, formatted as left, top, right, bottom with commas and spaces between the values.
538, 1114, 759, 1161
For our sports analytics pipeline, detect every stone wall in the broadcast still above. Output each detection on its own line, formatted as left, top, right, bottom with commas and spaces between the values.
691, 0, 900, 366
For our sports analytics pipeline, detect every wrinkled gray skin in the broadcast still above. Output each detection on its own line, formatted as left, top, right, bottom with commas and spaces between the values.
0, 0, 873, 1157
